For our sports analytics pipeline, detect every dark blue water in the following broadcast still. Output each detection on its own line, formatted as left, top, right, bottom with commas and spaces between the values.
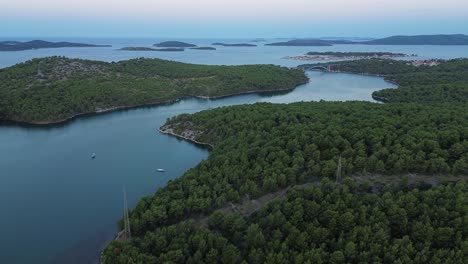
1, 38, 463, 263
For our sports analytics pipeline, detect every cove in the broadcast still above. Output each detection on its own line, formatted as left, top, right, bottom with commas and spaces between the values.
0, 71, 396, 263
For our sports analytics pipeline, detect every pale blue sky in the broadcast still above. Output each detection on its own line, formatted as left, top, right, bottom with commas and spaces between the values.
1, 0, 467, 38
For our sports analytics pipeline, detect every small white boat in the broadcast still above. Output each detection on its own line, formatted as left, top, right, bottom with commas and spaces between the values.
157, 169, 165, 172
91, 153, 96, 159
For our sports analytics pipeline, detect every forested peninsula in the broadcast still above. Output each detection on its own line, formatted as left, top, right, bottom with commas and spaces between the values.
0, 57, 307, 124
301, 58, 468, 103
102, 58, 468, 263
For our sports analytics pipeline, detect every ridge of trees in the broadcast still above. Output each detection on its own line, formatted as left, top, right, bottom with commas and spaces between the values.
0, 56, 307, 123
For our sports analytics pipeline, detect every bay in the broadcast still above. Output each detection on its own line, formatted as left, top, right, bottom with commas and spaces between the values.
2, 37, 464, 263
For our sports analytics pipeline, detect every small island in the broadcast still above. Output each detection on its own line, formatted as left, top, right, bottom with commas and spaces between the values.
266, 39, 333, 46
212, 43, 257, 47
0, 40, 111, 51
284, 51, 415, 61
189, 47, 216, 50
120, 47, 184, 52
153, 41, 197, 48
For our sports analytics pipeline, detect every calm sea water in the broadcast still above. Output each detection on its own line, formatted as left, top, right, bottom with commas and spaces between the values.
0, 38, 465, 264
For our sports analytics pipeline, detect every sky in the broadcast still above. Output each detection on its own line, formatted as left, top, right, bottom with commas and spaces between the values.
1, 0, 468, 38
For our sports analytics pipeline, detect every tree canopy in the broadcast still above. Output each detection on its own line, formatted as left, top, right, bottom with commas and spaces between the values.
102, 57, 468, 263
0, 56, 307, 123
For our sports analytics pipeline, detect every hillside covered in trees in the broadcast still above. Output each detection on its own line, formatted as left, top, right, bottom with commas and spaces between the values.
301, 58, 468, 103
102, 56, 468, 263
103, 101, 468, 263
0, 57, 307, 124
103, 181, 467, 263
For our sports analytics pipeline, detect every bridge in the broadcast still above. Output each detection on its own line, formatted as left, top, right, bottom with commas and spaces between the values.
302, 64, 336, 72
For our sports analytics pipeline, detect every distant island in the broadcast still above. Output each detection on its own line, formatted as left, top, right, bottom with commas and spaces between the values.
265, 39, 333, 46
265, 34, 468, 47
120, 47, 184, 52
360, 34, 468, 45
153, 41, 197, 48
0, 57, 307, 124
212, 43, 257, 47
0, 40, 111, 51
189, 47, 216, 50
284, 51, 415, 61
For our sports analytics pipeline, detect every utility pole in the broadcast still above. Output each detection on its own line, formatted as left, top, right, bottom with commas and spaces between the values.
123, 187, 131, 240
336, 155, 342, 184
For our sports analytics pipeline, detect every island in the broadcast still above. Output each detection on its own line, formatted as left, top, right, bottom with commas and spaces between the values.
0, 56, 307, 124
265, 39, 333, 46
360, 34, 468, 45
119, 47, 184, 52
265, 34, 468, 47
212, 43, 257, 47
102, 57, 468, 263
0, 40, 111, 51
153, 41, 197, 48
283, 51, 415, 61
189, 47, 216, 50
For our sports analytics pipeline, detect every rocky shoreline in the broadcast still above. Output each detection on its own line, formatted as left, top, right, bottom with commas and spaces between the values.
2, 80, 309, 126
158, 126, 214, 149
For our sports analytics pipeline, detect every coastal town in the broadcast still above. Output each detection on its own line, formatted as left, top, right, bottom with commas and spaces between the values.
283, 52, 416, 61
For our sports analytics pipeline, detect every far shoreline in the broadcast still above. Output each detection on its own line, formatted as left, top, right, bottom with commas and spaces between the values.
1, 69, 401, 127
0, 80, 309, 127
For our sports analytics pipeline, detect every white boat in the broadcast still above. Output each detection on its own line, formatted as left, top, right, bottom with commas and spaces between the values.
157, 169, 165, 172
91, 153, 96, 159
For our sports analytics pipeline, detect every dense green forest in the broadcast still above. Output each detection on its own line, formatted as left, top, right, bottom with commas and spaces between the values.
102, 56, 468, 263
103, 101, 468, 263
0, 56, 307, 123
301, 59, 468, 103
104, 181, 467, 263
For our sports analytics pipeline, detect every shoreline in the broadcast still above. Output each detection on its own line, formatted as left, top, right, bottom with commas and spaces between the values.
158, 127, 215, 149
0, 80, 309, 127
0, 69, 399, 127
300, 68, 399, 103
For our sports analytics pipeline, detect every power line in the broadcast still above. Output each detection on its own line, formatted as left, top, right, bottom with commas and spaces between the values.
336, 155, 342, 184
123, 187, 131, 240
